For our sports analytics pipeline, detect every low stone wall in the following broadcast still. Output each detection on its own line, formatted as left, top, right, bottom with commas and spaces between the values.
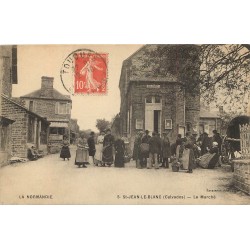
233, 159, 250, 195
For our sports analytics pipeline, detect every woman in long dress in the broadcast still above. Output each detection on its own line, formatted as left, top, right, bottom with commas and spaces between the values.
60, 137, 71, 161
102, 129, 115, 166
114, 136, 125, 168
181, 135, 196, 173
197, 142, 220, 169
94, 131, 105, 166
75, 134, 89, 168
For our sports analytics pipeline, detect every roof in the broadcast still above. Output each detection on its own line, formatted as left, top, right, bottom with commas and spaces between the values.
119, 44, 200, 94
1, 94, 50, 124
0, 116, 15, 125
21, 88, 72, 102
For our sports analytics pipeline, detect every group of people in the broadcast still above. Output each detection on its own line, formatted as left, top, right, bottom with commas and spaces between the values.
133, 130, 171, 170
59, 128, 223, 172
133, 129, 223, 173
60, 129, 127, 168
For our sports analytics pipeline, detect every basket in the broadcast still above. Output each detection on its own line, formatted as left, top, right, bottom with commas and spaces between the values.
171, 161, 180, 172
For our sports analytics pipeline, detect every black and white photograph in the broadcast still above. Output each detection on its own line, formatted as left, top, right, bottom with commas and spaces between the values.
0, 44, 249, 204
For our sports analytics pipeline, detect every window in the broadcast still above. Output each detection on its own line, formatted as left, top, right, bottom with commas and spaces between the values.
145, 96, 161, 103
146, 96, 152, 103
59, 103, 67, 114
56, 102, 71, 114
29, 101, 34, 112
155, 96, 161, 103
136, 119, 143, 130
50, 127, 58, 134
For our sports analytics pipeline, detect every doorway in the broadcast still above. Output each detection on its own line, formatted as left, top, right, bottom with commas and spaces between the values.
154, 110, 161, 134
145, 96, 162, 135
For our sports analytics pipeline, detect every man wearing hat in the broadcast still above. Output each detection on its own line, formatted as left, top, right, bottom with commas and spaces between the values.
88, 131, 96, 165
199, 132, 211, 156
102, 129, 115, 166
140, 130, 151, 168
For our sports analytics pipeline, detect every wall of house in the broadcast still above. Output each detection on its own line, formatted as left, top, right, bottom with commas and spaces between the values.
0, 123, 12, 166
0, 46, 12, 97
2, 98, 28, 158
0, 46, 13, 166
124, 82, 191, 145
200, 118, 222, 136
21, 97, 71, 121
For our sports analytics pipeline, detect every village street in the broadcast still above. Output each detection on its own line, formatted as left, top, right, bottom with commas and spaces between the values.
0, 146, 249, 205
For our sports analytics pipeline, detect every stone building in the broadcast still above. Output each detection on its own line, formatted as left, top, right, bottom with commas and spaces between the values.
1, 95, 50, 158
20, 76, 72, 153
199, 105, 222, 136
118, 45, 201, 146
0, 45, 17, 166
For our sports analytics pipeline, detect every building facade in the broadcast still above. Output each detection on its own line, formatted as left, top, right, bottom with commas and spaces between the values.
20, 76, 72, 153
199, 107, 222, 137
118, 45, 201, 145
0, 45, 17, 166
1, 95, 50, 158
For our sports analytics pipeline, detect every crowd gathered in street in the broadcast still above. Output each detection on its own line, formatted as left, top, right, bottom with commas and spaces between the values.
59, 128, 225, 173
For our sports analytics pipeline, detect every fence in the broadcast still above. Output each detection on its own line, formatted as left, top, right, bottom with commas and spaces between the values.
239, 123, 250, 159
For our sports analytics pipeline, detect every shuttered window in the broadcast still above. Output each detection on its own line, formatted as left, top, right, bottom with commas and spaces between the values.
55, 102, 71, 114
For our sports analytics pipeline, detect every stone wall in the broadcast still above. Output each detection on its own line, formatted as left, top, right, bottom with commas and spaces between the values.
2, 98, 28, 158
233, 159, 250, 195
128, 82, 188, 143
0, 46, 12, 97
21, 97, 71, 121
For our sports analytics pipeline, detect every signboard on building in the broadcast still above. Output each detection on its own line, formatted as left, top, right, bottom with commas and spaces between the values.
165, 119, 172, 129
146, 85, 160, 89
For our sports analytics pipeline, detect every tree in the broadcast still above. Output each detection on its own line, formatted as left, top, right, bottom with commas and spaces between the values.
79, 129, 92, 137
138, 44, 250, 113
199, 44, 250, 112
96, 118, 111, 132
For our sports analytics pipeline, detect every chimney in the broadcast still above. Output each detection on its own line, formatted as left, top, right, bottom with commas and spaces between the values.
40, 76, 54, 97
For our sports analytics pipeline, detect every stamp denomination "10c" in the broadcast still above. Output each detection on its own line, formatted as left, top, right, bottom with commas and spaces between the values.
60, 49, 108, 95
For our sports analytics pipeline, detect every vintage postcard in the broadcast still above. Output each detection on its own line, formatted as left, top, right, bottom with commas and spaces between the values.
0, 44, 249, 204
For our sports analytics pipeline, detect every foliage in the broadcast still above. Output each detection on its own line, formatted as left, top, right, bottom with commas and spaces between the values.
137, 44, 250, 112
79, 129, 92, 137
219, 110, 245, 133
95, 118, 111, 132
200, 44, 250, 112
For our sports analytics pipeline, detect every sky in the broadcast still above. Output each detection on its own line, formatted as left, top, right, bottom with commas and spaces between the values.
13, 45, 142, 131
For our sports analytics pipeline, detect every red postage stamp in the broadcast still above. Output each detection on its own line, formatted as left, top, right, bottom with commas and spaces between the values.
60, 49, 108, 95
74, 52, 108, 94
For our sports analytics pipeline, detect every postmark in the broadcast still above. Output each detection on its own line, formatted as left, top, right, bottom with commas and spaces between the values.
60, 49, 108, 95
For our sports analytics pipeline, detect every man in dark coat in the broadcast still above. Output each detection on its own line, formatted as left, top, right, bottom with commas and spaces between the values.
148, 132, 162, 169
212, 130, 222, 154
133, 131, 143, 168
160, 132, 171, 168
200, 132, 211, 156
102, 129, 115, 166
141, 130, 151, 168
87, 132, 96, 164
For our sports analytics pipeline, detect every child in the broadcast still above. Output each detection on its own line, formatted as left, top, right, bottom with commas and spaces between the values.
60, 137, 71, 161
